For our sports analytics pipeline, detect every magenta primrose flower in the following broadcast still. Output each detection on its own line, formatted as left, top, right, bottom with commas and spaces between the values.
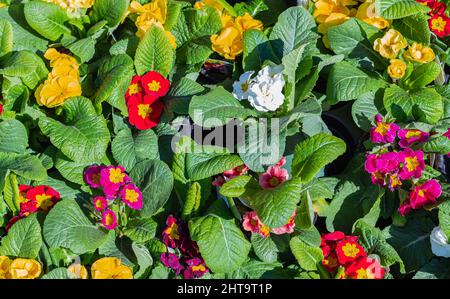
99, 165, 130, 199
399, 149, 425, 180
183, 258, 208, 279
84, 165, 106, 188
370, 114, 399, 144
398, 180, 442, 215
160, 253, 184, 275
259, 165, 289, 189
120, 183, 143, 210
92, 196, 108, 212
101, 209, 118, 230
398, 129, 429, 148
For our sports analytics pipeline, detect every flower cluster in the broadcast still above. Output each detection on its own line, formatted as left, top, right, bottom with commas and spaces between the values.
373, 29, 435, 80
45, 0, 94, 14
84, 164, 143, 230
66, 257, 133, 279
0, 256, 42, 279
196, 0, 262, 60
365, 114, 443, 215
242, 209, 296, 238
321, 231, 385, 279
125, 71, 169, 130
126, 0, 176, 47
160, 215, 209, 279
417, 0, 450, 38
313, 0, 390, 48
232, 65, 285, 112
6, 185, 60, 232
35, 48, 82, 108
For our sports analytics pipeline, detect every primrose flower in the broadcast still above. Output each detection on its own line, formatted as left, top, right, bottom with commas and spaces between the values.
398, 129, 429, 148
399, 149, 425, 180
370, 114, 399, 144
161, 253, 184, 275
91, 257, 133, 279
162, 215, 181, 248
242, 211, 270, 238
345, 257, 385, 279
183, 258, 208, 279
99, 165, 130, 198
312, 0, 351, 24
101, 210, 118, 230
429, 13, 450, 37
140, 71, 171, 97
26, 185, 60, 212
387, 59, 407, 80
223, 164, 249, 180
364, 152, 400, 175
373, 29, 407, 59
93, 196, 108, 212
120, 183, 143, 210
211, 25, 244, 60
355, 0, 390, 29
0, 256, 12, 279
404, 42, 435, 63
68, 263, 88, 279
417, 0, 446, 15
247, 65, 285, 112
271, 210, 296, 235
84, 165, 105, 188
125, 75, 142, 101
9, 258, 42, 279
127, 93, 164, 130
19, 200, 38, 217
259, 165, 289, 189
335, 238, 366, 265
232, 71, 254, 100
409, 179, 442, 210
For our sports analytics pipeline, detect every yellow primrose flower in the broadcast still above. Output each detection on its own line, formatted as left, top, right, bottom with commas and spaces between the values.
355, 0, 390, 29
68, 263, 88, 279
373, 29, 407, 59
91, 257, 133, 279
211, 25, 243, 60
234, 13, 264, 33
387, 59, 407, 79
313, 0, 351, 24
35, 73, 82, 108
0, 256, 12, 279
404, 42, 435, 63
9, 259, 41, 279
45, 0, 94, 14
45, 48, 79, 70
318, 13, 350, 48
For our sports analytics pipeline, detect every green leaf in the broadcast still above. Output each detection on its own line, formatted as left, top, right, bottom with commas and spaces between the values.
182, 181, 201, 220
67, 37, 97, 63
43, 199, 108, 255
393, 13, 430, 45
3, 173, 20, 213
129, 159, 174, 218
0, 19, 13, 57
98, 231, 134, 267
0, 214, 42, 259
403, 62, 441, 89
134, 24, 174, 77
189, 86, 256, 128
251, 234, 279, 263
112, 128, 158, 171
227, 259, 281, 279
291, 133, 346, 183
439, 201, 450, 240
132, 242, 153, 278
24, 1, 71, 41
351, 91, 382, 131
123, 218, 157, 243
54, 151, 89, 185
327, 61, 385, 103
0, 152, 47, 190
90, 0, 130, 28
269, 6, 318, 58
413, 259, 450, 279
376, 0, 430, 19
290, 237, 323, 271
219, 175, 260, 198
39, 97, 110, 164
383, 86, 443, 124
0, 119, 28, 153
420, 136, 450, 154
243, 29, 278, 72
42, 268, 76, 279
282, 44, 307, 112
190, 215, 251, 273
247, 178, 302, 228
384, 218, 434, 273
296, 191, 314, 229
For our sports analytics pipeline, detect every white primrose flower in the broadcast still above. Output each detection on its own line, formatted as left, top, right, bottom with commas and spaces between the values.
246, 65, 285, 112
430, 226, 450, 258
232, 71, 254, 100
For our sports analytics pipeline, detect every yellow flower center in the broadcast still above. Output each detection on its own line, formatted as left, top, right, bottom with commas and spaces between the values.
260, 225, 270, 237
138, 104, 153, 119
165, 223, 180, 240
105, 213, 115, 226
418, 189, 426, 197
148, 80, 161, 92
405, 156, 419, 172
125, 189, 139, 203
95, 199, 104, 209
432, 17, 446, 32
241, 82, 249, 92
269, 177, 280, 187
390, 174, 402, 189
129, 83, 141, 95
109, 168, 125, 184
342, 243, 360, 258
356, 268, 368, 279
405, 131, 422, 139
192, 264, 206, 272
36, 194, 53, 211
374, 123, 390, 135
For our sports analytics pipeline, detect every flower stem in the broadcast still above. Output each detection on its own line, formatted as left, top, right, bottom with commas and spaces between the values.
226, 197, 241, 220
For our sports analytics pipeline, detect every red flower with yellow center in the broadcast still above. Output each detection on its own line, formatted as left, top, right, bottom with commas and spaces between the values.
429, 13, 450, 37
335, 240, 366, 265
345, 257, 385, 279
125, 75, 142, 100
322, 253, 339, 272
127, 93, 163, 130
140, 71, 170, 97
26, 185, 60, 212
